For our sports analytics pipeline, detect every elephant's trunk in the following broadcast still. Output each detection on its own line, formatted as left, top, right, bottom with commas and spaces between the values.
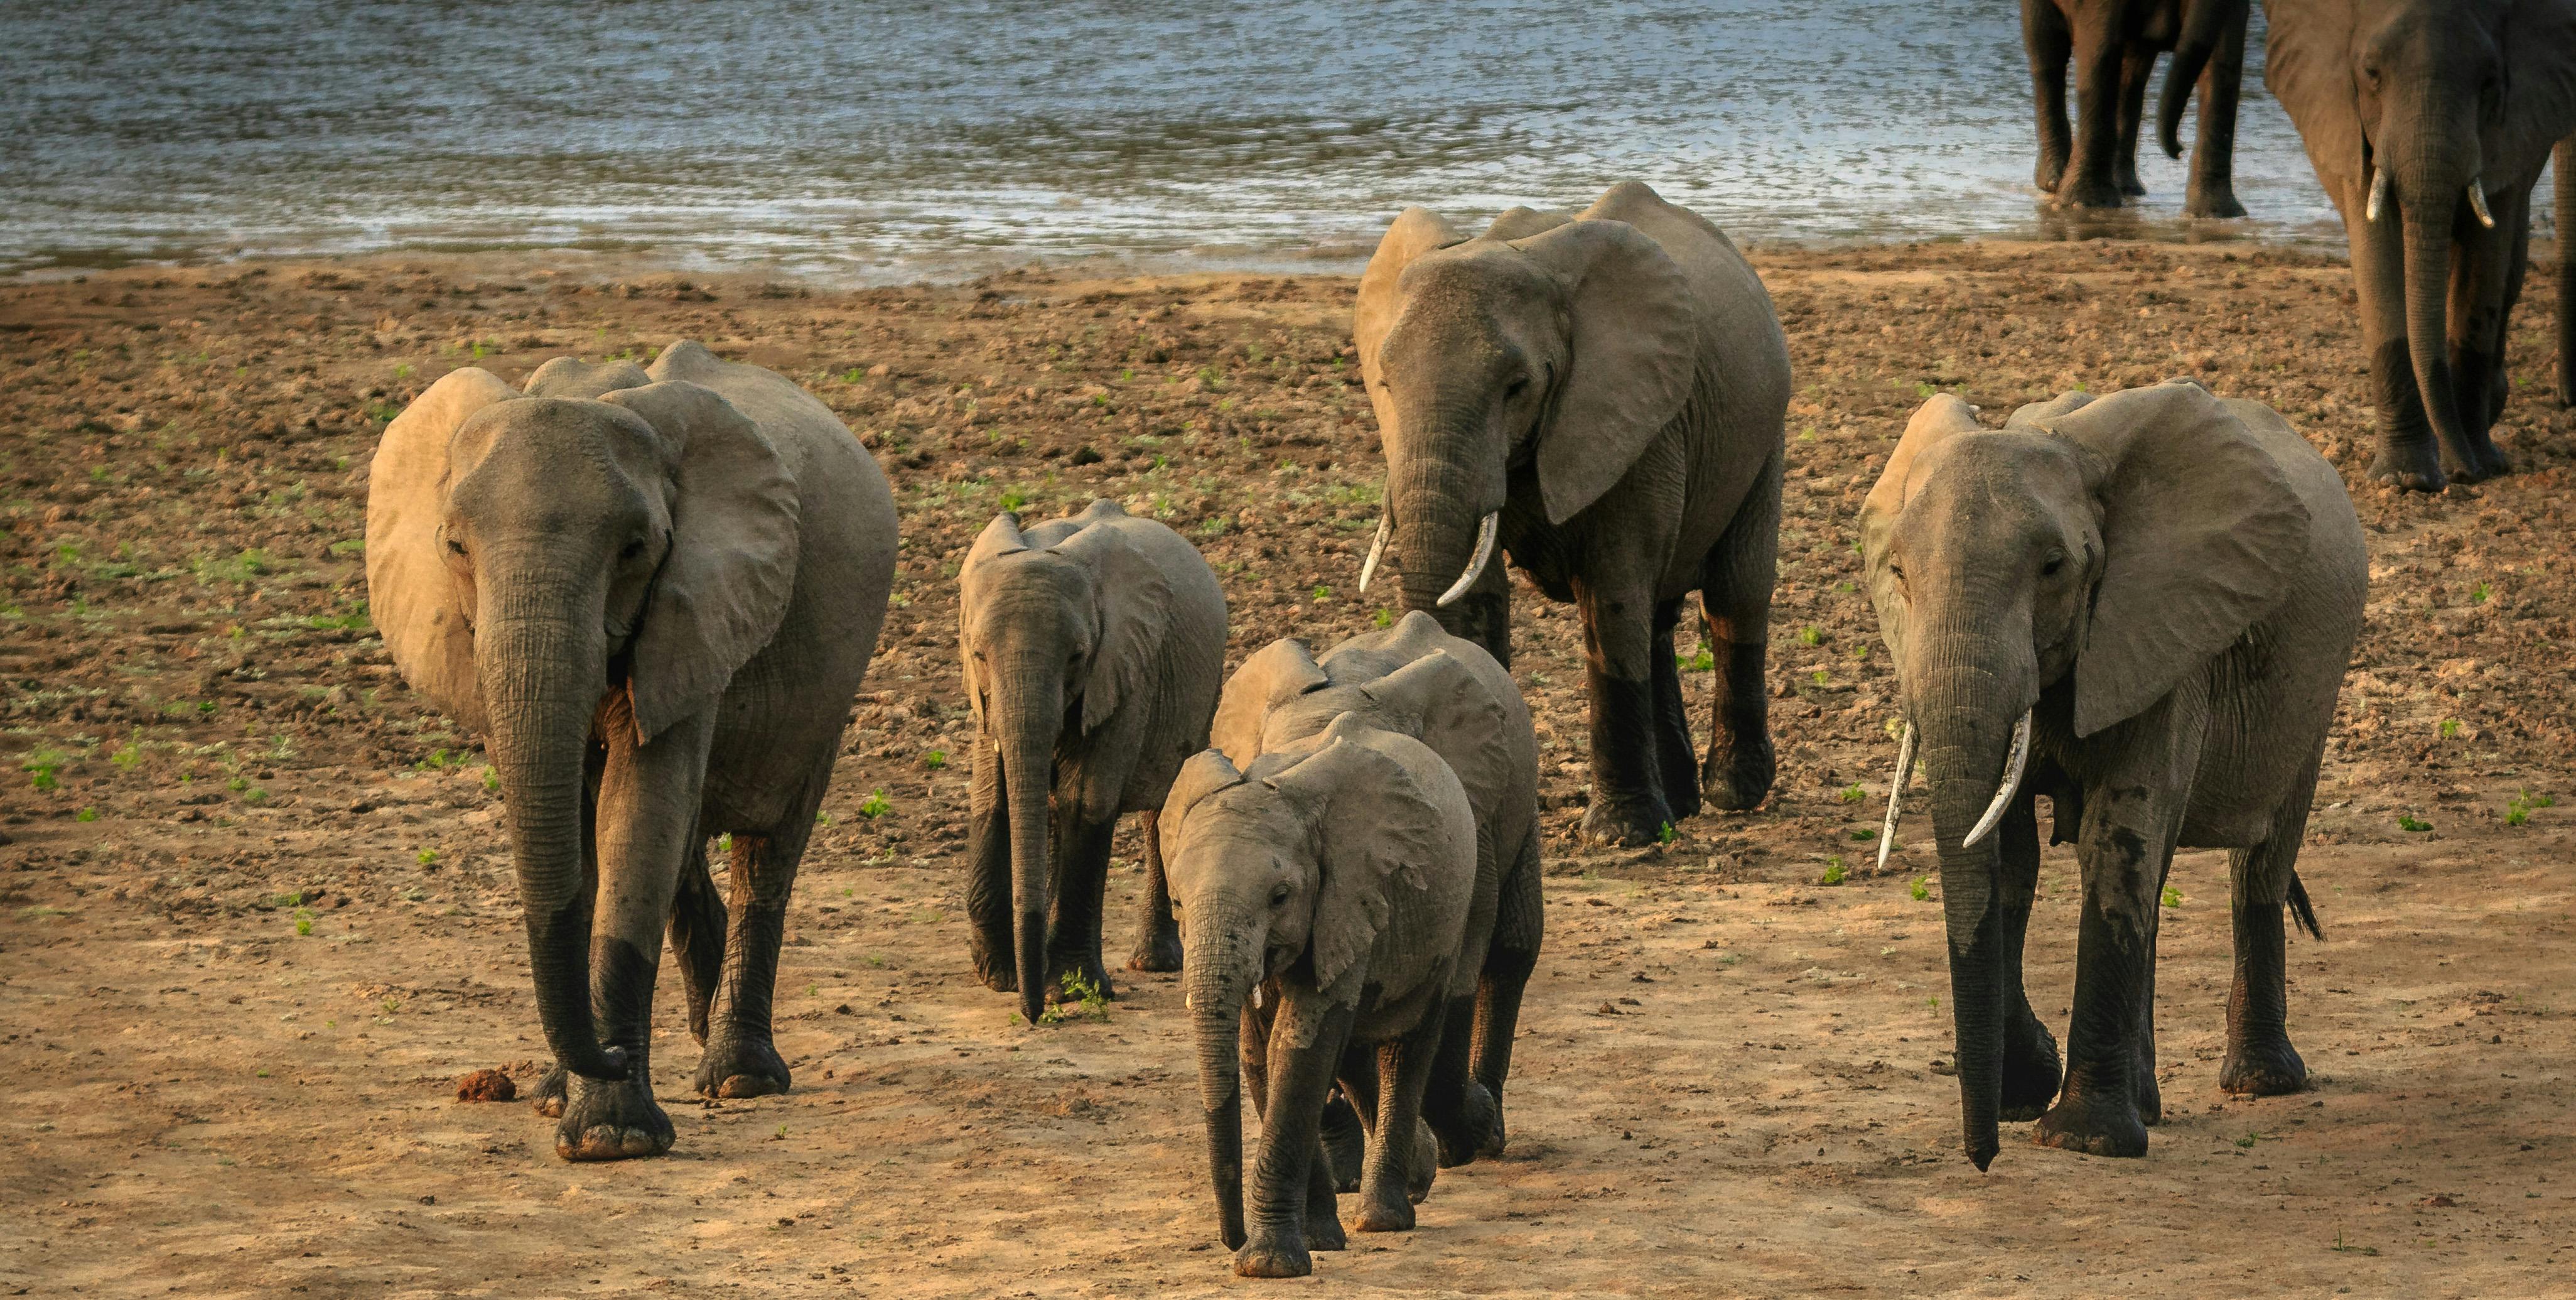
477, 605, 625, 1081
2390, 121, 2479, 476
2156, 0, 2237, 159
1388, 447, 1495, 629
998, 669, 1063, 1027
1185, 915, 1262, 1249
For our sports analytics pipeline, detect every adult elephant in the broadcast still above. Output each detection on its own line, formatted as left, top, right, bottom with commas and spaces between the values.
957, 500, 1227, 1025
2024, 0, 2252, 215
1861, 382, 2364, 1167
367, 341, 897, 1159
2265, 0, 2576, 489
1354, 181, 1791, 848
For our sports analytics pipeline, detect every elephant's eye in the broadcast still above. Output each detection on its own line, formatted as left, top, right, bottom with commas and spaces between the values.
1503, 376, 1529, 400
620, 538, 646, 560
445, 538, 466, 557
2041, 549, 2066, 577
1269, 883, 1290, 907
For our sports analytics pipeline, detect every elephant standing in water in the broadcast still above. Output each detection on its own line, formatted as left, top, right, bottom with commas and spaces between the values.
958, 500, 1226, 1025
1862, 382, 2364, 1167
2265, 0, 2576, 489
1355, 181, 1791, 848
2022, 0, 2251, 215
367, 341, 897, 1159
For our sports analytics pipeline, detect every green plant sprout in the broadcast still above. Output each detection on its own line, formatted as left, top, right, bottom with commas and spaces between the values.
860, 789, 892, 818
2161, 885, 2184, 909
1821, 857, 1847, 886
1910, 877, 1931, 902
921, 749, 947, 770
2396, 814, 2431, 833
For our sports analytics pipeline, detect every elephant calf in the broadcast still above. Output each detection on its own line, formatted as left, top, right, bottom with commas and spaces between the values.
958, 500, 1227, 1025
367, 340, 897, 1159
1861, 380, 2365, 1168
1162, 715, 1484, 1279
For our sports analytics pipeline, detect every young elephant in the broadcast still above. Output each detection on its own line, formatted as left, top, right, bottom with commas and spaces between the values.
1162, 716, 1482, 1278
367, 340, 897, 1160
959, 500, 1226, 1024
1212, 611, 1541, 1171
1861, 380, 2365, 1169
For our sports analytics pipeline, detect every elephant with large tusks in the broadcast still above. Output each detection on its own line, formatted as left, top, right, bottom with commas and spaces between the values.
1354, 180, 1792, 848
2264, 0, 2576, 490
1862, 381, 2364, 1169
366, 340, 897, 1160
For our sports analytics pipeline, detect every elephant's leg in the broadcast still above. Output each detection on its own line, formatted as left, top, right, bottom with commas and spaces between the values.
1697, 448, 1780, 813
1235, 1002, 1352, 1279
1043, 813, 1118, 1005
2058, 9, 2128, 208
1125, 810, 1183, 972
694, 764, 827, 1101
2446, 187, 2523, 479
1647, 599, 1700, 823
1355, 1016, 1445, 1232
1575, 559, 1674, 847
534, 750, 608, 1122
2222, 750, 2322, 1096
1421, 992, 1492, 1169
2348, 204, 2447, 490
964, 741, 1016, 992
2113, 45, 2154, 197
1319, 1086, 1367, 1193
2035, 769, 2184, 1158
2133, 883, 2165, 1125
1470, 833, 1543, 1156
2558, 138, 2576, 406
2023, 0, 2074, 193
2182, 9, 2247, 219
667, 838, 725, 1046
1996, 793, 2064, 1123
560, 706, 716, 1161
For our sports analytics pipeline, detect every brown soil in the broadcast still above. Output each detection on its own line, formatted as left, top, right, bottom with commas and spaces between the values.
3, 241, 2572, 1297
451, 1070, 515, 1104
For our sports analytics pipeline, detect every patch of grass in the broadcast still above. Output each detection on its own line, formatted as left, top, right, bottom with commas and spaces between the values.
75, 806, 96, 823
1657, 822, 1677, 845
293, 907, 315, 936
416, 848, 438, 865
1310, 584, 1331, 602
1676, 648, 1714, 671
482, 766, 500, 793
1038, 969, 1111, 1024
2470, 582, 2491, 604
2161, 884, 2184, 909
1848, 828, 1875, 842
2439, 717, 2460, 739
1910, 877, 1931, 902
21, 747, 67, 791
2331, 1227, 2378, 1257
1374, 609, 1393, 629
2506, 789, 2553, 826
920, 749, 947, 771
2234, 1129, 2266, 1149
998, 489, 1027, 512
2396, 813, 2431, 833
1839, 783, 1864, 804
1798, 626, 1820, 646
242, 788, 267, 804
1820, 857, 1846, 886
859, 789, 892, 819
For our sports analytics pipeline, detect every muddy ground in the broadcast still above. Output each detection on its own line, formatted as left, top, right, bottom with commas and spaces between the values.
3, 239, 2572, 1297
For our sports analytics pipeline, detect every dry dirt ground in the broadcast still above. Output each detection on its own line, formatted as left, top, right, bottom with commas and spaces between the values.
3, 241, 2573, 1297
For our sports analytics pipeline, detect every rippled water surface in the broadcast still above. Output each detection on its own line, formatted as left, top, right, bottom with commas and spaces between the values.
0, 1, 2425, 280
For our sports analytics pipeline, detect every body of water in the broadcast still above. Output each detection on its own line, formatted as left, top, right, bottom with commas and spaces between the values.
0, 1, 2452, 281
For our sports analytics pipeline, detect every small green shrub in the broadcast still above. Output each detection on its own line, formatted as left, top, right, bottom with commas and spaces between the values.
1910, 877, 1931, 902
1839, 783, 1864, 804
920, 749, 947, 771
2396, 814, 2431, 833
1820, 857, 1846, 886
859, 789, 892, 818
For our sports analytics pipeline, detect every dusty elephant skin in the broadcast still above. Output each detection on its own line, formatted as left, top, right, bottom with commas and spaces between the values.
1355, 181, 1792, 850
2020, 0, 2251, 215
2265, 0, 2576, 490
365, 339, 898, 1159
1161, 717, 1483, 1278
956, 499, 1226, 1024
1862, 380, 2368, 1169
1213, 611, 1543, 1175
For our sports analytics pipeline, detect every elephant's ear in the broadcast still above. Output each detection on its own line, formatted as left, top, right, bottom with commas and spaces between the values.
1268, 716, 1465, 993
1512, 219, 1698, 524
2004, 389, 2094, 428
1355, 207, 1464, 391
1482, 205, 1572, 241
957, 512, 1032, 734
1160, 747, 1246, 869
601, 381, 801, 744
2260, 0, 2364, 190
1211, 638, 1328, 766
1052, 518, 1172, 735
365, 367, 520, 735
1361, 650, 1514, 806
1859, 394, 1984, 666
2035, 381, 2311, 738
2504, 0, 2576, 161
523, 356, 650, 399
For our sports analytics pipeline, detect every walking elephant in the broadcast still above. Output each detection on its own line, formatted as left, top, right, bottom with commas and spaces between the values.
366, 340, 898, 1160
1161, 715, 1483, 1278
1354, 181, 1791, 848
2265, 0, 2576, 489
958, 499, 1227, 1026
1212, 610, 1543, 1170
2022, 0, 2251, 214
1861, 381, 2365, 1167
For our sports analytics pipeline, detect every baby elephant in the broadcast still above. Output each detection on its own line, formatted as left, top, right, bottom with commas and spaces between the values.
959, 499, 1226, 1025
1162, 715, 1484, 1279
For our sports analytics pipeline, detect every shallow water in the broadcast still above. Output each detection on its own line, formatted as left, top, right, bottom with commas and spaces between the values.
0, 1, 2512, 281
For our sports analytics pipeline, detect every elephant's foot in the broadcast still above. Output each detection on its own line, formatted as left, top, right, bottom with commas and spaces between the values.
1321, 1095, 1366, 1194
971, 941, 1017, 994
531, 1065, 568, 1119
1406, 1119, 1439, 1203
555, 1068, 675, 1161
695, 1032, 790, 1100
2053, 175, 2126, 210
1306, 1213, 1347, 1253
1579, 789, 1673, 848
1351, 1188, 1416, 1234
2115, 162, 2147, 198
2368, 437, 2448, 493
1430, 1080, 1497, 1169
2184, 184, 2248, 220
1475, 1086, 1509, 1159
1700, 733, 1776, 814
1043, 953, 1116, 1010
1234, 1233, 1312, 1279
2035, 150, 2068, 195
2032, 1085, 2150, 1158
1998, 1017, 2064, 1124
2462, 431, 2514, 481
1125, 919, 1182, 973
2220, 1034, 2310, 1097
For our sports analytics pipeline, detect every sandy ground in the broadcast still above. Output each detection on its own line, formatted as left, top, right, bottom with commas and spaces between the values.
3, 240, 2573, 1297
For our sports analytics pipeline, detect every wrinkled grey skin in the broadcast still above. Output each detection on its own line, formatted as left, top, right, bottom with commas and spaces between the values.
366, 340, 896, 1160
958, 500, 1226, 1026
2265, 0, 2576, 490
1213, 611, 1544, 1181
1161, 717, 1480, 1278
1862, 381, 2365, 1169
1356, 181, 1791, 848
2022, 0, 2250, 214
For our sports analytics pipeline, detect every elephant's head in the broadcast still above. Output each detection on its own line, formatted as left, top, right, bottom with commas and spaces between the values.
1159, 718, 1473, 1248
365, 353, 799, 1081
1860, 382, 2310, 1168
958, 505, 1172, 1024
1352, 193, 1698, 614
1212, 617, 1516, 809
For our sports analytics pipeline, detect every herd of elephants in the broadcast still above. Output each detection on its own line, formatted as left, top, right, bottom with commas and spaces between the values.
352, 0, 2573, 1278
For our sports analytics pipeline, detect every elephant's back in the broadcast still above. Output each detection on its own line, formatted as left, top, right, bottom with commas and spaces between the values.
2222, 399, 2366, 620
1581, 182, 1789, 386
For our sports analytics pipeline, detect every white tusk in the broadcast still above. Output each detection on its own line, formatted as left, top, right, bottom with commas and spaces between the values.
1185, 991, 1196, 1009
1436, 512, 1501, 607
1356, 516, 1388, 596
1959, 710, 2032, 849
1251, 984, 1264, 1010
2366, 166, 2390, 223
1877, 722, 1915, 872
2467, 180, 2495, 229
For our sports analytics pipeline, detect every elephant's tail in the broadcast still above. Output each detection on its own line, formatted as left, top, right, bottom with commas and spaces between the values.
2286, 872, 2324, 942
